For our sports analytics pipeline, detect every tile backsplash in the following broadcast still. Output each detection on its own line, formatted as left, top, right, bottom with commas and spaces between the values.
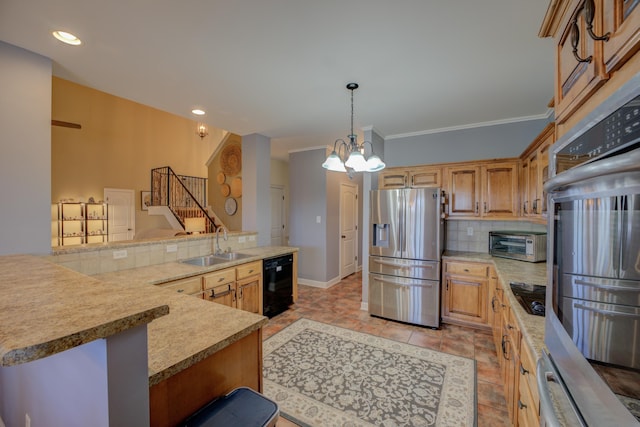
445, 220, 546, 253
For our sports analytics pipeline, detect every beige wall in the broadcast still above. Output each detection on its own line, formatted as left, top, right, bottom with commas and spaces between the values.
51, 77, 227, 233
207, 133, 243, 231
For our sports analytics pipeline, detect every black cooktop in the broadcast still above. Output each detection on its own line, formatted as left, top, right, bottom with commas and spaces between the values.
509, 282, 546, 316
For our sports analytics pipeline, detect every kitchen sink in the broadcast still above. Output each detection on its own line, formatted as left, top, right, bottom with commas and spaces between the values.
210, 252, 253, 261
180, 252, 253, 266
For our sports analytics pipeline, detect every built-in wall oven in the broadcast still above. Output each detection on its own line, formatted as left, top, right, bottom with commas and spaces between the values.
539, 75, 640, 426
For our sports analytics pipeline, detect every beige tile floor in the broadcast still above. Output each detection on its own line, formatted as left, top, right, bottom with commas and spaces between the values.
264, 271, 510, 427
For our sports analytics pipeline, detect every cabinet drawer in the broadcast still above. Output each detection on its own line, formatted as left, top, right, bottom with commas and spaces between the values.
520, 340, 540, 409
236, 261, 262, 280
159, 276, 203, 296
445, 262, 489, 277
518, 370, 540, 427
203, 269, 235, 290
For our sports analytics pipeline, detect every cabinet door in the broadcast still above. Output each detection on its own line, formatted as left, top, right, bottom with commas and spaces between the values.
443, 275, 488, 325
520, 160, 530, 216
379, 170, 408, 189
602, 0, 640, 73
410, 166, 441, 188
538, 130, 554, 216
236, 276, 261, 314
204, 283, 235, 307
482, 162, 519, 217
446, 166, 481, 217
527, 154, 539, 215
555, 0, 608, 122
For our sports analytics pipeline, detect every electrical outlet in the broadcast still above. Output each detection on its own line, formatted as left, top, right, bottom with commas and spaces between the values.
238, 236, 246, 243
166, 244, 177, 253
467, 227, 474, 236
25, 413, 31, 427
113, 249, 128, 259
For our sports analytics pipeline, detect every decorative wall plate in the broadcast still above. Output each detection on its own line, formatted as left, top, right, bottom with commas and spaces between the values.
220, 144, 242, 176
216, 171, 226, 184
220, 183, 230, 197
224, 197, 238, 215
231, 177, 242, 198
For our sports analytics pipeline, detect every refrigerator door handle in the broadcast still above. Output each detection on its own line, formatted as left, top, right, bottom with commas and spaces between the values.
370, 258, 434, 269
371, 276, 434, 288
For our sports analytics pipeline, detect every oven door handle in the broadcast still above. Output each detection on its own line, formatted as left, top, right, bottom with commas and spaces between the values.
537, 355, 565, 427
573, 302, 640, 319
544, 146, 640, 193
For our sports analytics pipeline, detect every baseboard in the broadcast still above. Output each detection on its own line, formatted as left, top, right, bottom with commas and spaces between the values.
297, 276, 341, 289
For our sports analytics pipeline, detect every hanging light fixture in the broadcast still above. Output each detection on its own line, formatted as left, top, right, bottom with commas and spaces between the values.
322, 83, 385, 174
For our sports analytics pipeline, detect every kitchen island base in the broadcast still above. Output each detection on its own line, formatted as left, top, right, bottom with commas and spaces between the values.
149, 329, 262, 427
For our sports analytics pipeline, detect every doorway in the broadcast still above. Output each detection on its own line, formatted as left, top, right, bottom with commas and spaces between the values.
339, 182, 358, 278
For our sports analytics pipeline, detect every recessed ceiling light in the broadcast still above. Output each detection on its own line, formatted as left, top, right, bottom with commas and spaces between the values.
52, 31, 82, 46
191, 109, 206, 116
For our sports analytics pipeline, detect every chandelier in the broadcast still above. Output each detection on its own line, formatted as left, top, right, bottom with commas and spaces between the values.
321, 83, 385, 173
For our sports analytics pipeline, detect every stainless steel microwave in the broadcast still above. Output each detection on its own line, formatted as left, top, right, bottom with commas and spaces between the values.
488, 231, 546, 262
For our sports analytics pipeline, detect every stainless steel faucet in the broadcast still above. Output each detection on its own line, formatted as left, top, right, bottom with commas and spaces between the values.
215, 226, 228, 255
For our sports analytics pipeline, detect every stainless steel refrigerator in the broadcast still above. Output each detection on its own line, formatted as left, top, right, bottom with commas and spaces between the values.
369, 188, 444, 328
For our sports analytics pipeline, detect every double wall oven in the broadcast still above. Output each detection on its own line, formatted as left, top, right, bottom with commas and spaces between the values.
539, 75, 640, 426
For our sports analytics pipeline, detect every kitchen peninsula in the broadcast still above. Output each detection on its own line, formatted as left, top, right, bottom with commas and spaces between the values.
0, 237, 298, 427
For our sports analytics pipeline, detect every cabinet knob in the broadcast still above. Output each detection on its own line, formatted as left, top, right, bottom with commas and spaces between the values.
518, 400, 527, 410
571, 17, 593, 63
475, 202, 479, 215
520, 363, 529, 376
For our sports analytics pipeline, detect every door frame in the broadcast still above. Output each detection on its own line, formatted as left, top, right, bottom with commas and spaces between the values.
270, 185, 286, 246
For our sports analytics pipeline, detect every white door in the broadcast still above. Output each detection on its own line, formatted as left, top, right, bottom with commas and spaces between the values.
340, 183, 358, 278
104, 188, 135, 241
270, 186, 285, 246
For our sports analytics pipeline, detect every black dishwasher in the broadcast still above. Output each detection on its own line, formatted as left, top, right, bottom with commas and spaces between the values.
263, 254, 294, 318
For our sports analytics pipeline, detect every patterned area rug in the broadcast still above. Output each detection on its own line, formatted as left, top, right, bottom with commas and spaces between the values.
263, 319, 476, 427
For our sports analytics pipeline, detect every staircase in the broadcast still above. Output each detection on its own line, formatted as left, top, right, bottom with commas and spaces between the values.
150, 166, 223, 233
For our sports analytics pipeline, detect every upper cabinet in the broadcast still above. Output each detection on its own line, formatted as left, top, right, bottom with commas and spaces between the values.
519, 123, 555, 220
445, 161, 519, 219
541, 0, 640, 131
378, 165, 442, 189
602, 0, 640, 73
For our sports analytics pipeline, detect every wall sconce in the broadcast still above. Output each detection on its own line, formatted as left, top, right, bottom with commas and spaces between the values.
184, 217, 206, 234
197, 123, 209, 139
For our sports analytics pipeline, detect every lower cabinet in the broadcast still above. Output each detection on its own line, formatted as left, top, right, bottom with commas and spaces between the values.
160, 260, 263, 315
489, 276, 540, 427
442, 260, 491, 330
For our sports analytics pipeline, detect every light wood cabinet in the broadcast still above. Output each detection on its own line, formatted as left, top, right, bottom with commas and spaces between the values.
444, 161, 518, 219
541, 0, 640, 126
442, 261, 491, 329
378, 165, 442, 189
602, 0, 640, 74
520, 123, 555, 220
517, 340, 541, 427
159, 260, 263, 315
203, 260, 263, 314
500, 300, 522, 423
158, 276, 204, 298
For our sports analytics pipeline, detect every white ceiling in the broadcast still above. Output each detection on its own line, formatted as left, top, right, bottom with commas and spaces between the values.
0, 0, 554, 161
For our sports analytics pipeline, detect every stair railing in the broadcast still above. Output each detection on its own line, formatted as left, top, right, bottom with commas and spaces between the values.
150, 166, 218, 233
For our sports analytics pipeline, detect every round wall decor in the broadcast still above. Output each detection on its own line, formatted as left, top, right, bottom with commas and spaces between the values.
220, 183, 230, 197
220, 144, 242, 176
231, 177, 242, 198
216, 172, 226, 184
224, 197, 238, 215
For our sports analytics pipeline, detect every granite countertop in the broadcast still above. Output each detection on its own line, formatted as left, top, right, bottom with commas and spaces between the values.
0, 255, 169, 367
443, 251, 547, 355
93, 245, 297, 385
93, 246, 297, 285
